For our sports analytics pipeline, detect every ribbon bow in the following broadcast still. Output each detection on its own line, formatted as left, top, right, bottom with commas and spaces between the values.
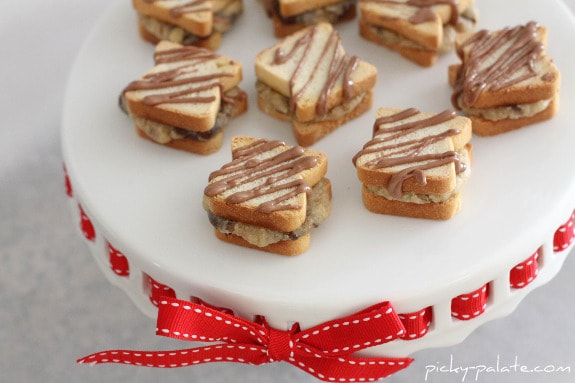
78, 297, 413, 381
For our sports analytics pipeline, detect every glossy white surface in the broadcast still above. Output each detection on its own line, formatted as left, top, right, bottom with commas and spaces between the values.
63, 0, 575, 335
3, 0, 575, 382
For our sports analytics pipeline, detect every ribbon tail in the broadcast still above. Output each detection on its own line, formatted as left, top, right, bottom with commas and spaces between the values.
77, 344, 269, 368
290, 354, 413, 382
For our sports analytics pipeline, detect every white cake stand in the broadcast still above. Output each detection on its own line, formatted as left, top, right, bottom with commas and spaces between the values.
62, 0, 575, 358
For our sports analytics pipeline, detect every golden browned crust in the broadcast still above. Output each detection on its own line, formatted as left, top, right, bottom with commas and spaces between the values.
356, 147, 472, 195
452, 69, 560, 109
124, 41, 244, 134
270, 14, 309, 38
278, 0, 350, 18
208, 159, 328, 231
131, 86, 247, 154
452, 25, 561, 109
361, 186, 462, 220
359, 11, 440, 50
291, 90, 373, 147
359, 19, 437, 67
355, 108, 473, 196
270, 5, 357, 38
447, 64, 459, 87
135, 126, 224, 155
137, 20, 222, 50
469, 96, 560, 136
126, 93, 219, 132
256, 89, 373, 147
214, 230, 311, 256
133, 0, 213, 37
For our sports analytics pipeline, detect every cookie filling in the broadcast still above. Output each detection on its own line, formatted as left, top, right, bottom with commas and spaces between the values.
263, 0, 356, 26
119, 87, 246, 144
204, 178, 331, 247
456, 98, 552, 121
137, 0, 243, 45
256, 81, 366, 123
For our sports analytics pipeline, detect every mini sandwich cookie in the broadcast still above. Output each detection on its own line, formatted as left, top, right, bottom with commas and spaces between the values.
449, 21, 561, 136
203, 136, 331, 256
353, 107, 472, 220
260, 0, 357, 37
120, 41, 247, 155
359, 0, 477, 67
255, 22, 377, 147
133, 0, 244, 50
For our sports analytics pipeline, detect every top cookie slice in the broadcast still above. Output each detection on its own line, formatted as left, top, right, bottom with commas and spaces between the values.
451, 21, 561, 110
353, 107, 472, 196
255, 22, 377, 123
204, 136, 328, 232
133, 0, 214, 37
360, 0, 475, 50
122, 40, 243, 132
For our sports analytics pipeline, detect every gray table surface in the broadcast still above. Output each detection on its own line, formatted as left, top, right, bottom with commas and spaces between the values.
2, 1, 575, 382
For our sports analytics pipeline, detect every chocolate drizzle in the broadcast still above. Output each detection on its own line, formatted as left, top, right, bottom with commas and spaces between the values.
452, 21, 544, 109
271, 24, 361, 117
205, 139, 319, 213
123, 46, 234, 106
353, 108, 466, 198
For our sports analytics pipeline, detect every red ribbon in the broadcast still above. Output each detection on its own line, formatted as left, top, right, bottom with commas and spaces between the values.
78, 297, 413, 381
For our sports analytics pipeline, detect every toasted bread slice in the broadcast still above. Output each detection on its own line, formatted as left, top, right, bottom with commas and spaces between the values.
256, 81, 374, 146
133, 0, 243, 49
465, 96, 560, 136
361, 185, 462, 220
354, 107, 472, 197
204, 136, 329, 233
359, 19, 438, 67
133, 0, 214, 37
255, 23, 377, 124
261, 0, 357, 37
290, 90, 373, 146
451, 22, 560, 110
129, 86, 248, 154
449, 22, 560, 134
271, 4, 357, 38
278, 0, 350, 17
255, 23, 377, 145
135, 125, 224, 154
359, 0, 477, 66
123, 41, 243, 133
137, 16, 223, 49
214, 230, 312, 256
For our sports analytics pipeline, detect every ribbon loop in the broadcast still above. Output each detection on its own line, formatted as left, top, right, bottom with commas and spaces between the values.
296, 302, 405, 357
78, 297, 413, 382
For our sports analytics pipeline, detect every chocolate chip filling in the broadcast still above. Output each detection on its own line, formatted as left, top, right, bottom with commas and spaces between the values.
204, 178, 331, 247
